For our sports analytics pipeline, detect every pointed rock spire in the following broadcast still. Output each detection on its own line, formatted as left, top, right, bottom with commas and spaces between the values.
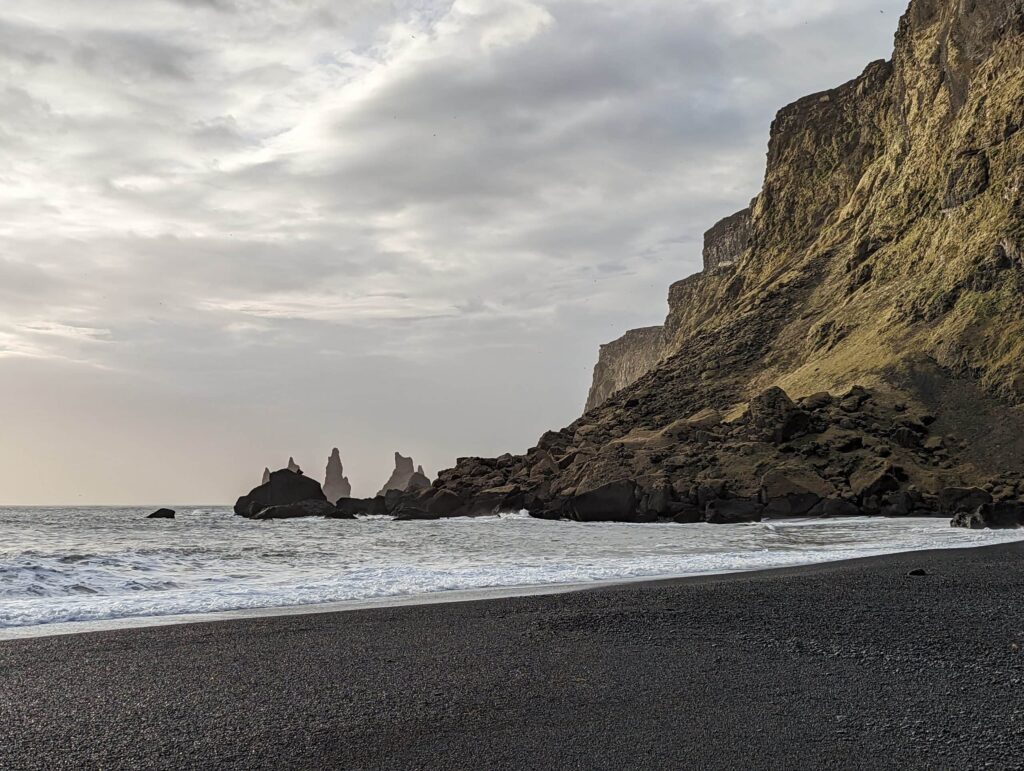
262, 467, 271, 485
377, 452, 429, 496
324, 448, 353, 503
287, 457, 302, 475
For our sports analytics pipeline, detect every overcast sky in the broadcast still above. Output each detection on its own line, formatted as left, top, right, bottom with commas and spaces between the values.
0, 0, 908, 504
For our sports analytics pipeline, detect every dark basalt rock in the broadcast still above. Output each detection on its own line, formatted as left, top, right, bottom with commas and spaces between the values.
332, 497, 389, 518
810, 498, 862, 518
850, 461, 901, 501
393, 507, 442, 521
253, 500, 338, 520
938, 487, 993, 515
761, 466, 834, 518
427, 489, 466, 517
570, 480, 638, 523
147, 508, 175, 519
234, 469, 328, 518
705, 499, 764, 524
747, 387, 810, 443
951, 501, 1024, 530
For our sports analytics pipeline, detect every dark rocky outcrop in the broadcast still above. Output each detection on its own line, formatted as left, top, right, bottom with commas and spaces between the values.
147, 508, 175, 519
262, 468, 271, 485
332, 497, 389, 518
705, 499, 763, 525
570, 480, 639, 523
234, 469, 328, 519
287, 457, 301, 474
254, 500, 338, 520
323, 448, 352, 504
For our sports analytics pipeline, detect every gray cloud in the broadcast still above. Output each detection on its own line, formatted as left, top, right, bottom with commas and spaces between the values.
0, 0, 909, 503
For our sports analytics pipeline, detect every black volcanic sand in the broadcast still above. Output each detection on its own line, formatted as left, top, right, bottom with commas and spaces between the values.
4, 544, 1024, 770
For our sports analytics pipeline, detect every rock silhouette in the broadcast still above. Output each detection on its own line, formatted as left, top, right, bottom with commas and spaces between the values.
287, 457, 301, 475
377, 453, 429, 496
323, 448, 352, 504
234, 469, 328, 519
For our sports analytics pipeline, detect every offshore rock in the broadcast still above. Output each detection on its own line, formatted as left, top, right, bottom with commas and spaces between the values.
377, 453, 422, 497
323, 448, 353, 504
332, 497, 389, 518
254, 500, 338, 520
234, 469, 327, 519
147, 508, 175, 519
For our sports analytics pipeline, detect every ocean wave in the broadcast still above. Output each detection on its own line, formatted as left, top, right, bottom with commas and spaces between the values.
1, 507, 1023, 630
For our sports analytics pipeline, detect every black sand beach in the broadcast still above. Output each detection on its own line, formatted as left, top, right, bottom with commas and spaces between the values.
3, 543, 1024, 770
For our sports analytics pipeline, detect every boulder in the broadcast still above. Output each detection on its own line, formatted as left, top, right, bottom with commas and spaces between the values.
253, 500, 338, 520
427, 489, 467, 517
234, 469, 328, 518
761, 466, 836, 517
951, 502, 1024, 530
809, 498, 862, 518
394, 507, 442, 521
938, 487, 993, 515
147, 508, 175, 519
671, 504, 703, 524
570, 480, 638, 523
747, 387, 810, 443
850, 461, 901, 501
705, 499, 764, 524
466, 485, 525, 516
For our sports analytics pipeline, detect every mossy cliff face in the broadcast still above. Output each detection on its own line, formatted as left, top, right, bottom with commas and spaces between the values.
412, 0, 1024, 521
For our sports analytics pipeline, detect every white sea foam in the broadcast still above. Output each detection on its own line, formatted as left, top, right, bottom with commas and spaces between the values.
1, 506, 1022, 631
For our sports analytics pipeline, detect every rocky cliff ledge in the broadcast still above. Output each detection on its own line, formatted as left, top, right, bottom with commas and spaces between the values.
583, 205, 755, 412
585, 327, 665, 412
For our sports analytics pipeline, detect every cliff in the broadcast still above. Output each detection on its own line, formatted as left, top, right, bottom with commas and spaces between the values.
583, 205, 755, 411
402, 0, 1024, 522
585, 327, 665, 411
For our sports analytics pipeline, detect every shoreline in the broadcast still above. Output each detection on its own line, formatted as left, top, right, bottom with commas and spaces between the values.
4, 541, 1024, 768
4, 534, 1022, 641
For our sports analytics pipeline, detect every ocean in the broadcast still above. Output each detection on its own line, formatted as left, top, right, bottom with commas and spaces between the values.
2, 506, 1022, 636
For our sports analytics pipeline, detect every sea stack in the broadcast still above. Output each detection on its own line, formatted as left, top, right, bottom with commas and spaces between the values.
323, 448, 353, 503
377, 452, 429, 496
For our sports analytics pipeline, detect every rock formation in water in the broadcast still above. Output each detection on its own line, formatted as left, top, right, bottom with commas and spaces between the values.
323, 448, 353, 504
387, 0, 1024, 526
377, 453, 429, 496
234, 469, 330, 519
147, 508, 175, 519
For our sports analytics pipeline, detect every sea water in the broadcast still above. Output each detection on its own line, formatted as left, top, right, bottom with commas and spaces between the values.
1, 506, 1022, 634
